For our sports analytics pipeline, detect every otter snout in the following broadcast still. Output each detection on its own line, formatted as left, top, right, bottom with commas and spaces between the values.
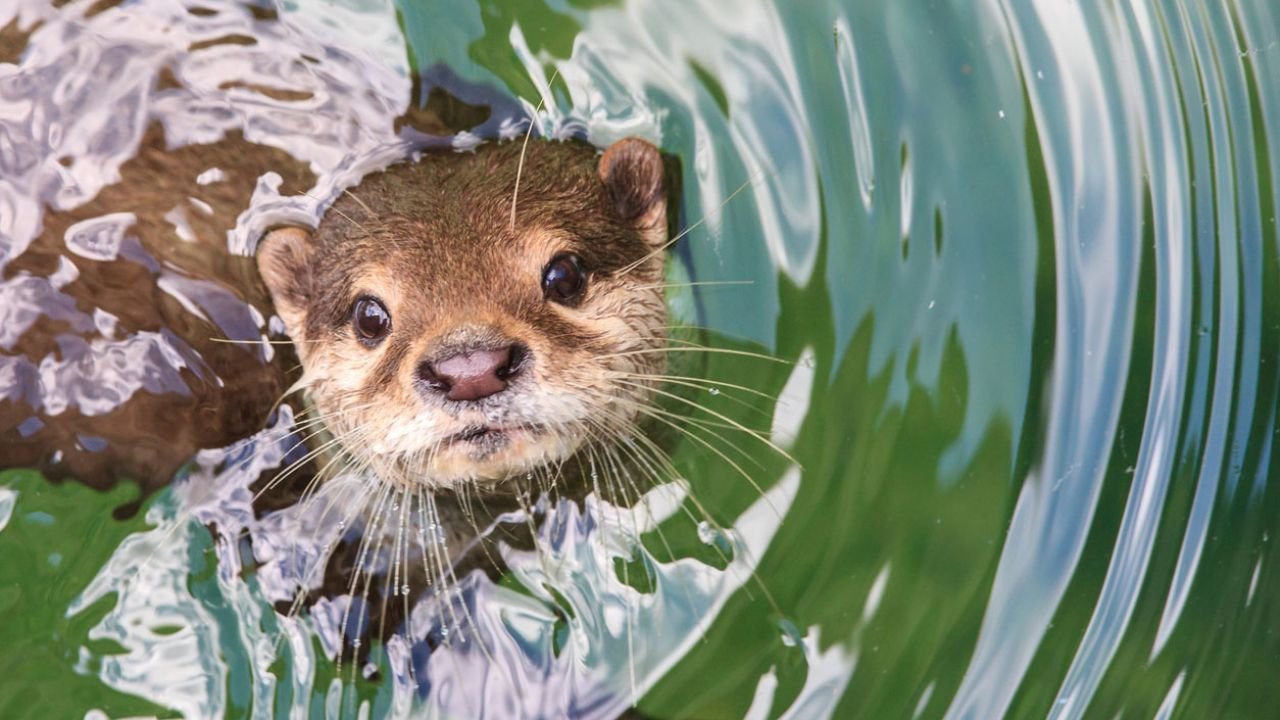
418, 343, 528, 402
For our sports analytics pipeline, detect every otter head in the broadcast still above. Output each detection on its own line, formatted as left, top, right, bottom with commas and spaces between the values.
256, 138, 669, 490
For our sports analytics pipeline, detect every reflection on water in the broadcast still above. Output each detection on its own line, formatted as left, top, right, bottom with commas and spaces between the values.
1, 0, 1279, 717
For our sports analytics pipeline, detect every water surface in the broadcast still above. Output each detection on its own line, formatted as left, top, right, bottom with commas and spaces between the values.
1, 0, 1279, 717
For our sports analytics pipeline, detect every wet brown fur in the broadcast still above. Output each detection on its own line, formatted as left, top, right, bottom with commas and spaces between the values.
0, 123, 312, 489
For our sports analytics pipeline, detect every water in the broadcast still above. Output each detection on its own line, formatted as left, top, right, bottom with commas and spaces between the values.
1, 0, 1278, 717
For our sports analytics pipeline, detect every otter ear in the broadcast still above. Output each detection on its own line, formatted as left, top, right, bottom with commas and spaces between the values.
256, 226, 315, 338
599, 137, 667, 243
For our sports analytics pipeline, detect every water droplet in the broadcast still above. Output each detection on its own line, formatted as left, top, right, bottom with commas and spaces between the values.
697, 521, 716, 544
997, 109, 1006, 119
402, 584, 410, 595
927, 300, 936, 310
708, 387, 720, 396
352, 639, 361, 648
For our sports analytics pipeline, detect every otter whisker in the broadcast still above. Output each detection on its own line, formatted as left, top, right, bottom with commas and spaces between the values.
510, 68, 562, 231
627, 403, 783, 520
272, 468, 371, 661
251, 424, 360, 504
617, 173, 762, 277
577, 411, 753, 629
376, 486, 411, 660
516, 484, 552, 581
424, 492, 495, 714
591, 439, 652, 556
633, 279, 755, 291
607, 427, 785, 616
337, 481, 393, 674
612, 372, 776, 419
623, 371, 781, 403
596, 346, 791, 364
351, 480, 399, 679
208, 337, 330, 345
573, 404, 715, 561
300, 189, 374, 238
342, 188, 376, 218
400, 492, 418, 689
595, 437, 712, 649
414, 487, 456, 644
124, 404, 366, 595
611, 378, 797, 464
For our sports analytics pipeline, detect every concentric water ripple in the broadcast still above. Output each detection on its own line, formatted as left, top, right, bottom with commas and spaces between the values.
0, 0, 1277, 717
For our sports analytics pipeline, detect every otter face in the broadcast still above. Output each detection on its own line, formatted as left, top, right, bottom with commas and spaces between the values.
256, 138, 669, 489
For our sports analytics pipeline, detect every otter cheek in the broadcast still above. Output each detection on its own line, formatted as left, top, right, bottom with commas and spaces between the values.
388, 417, 432, 455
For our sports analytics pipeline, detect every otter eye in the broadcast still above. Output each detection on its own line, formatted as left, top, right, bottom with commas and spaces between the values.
543, 253, 586, 305
352, 296, 391, 344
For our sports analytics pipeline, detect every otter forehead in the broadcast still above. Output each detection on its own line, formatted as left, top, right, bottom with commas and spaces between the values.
304, 142, 656, 329
320, 140, 644, 254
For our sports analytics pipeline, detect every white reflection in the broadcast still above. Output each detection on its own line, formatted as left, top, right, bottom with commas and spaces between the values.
772, 346, 815, 449
0, 486, 15, 531
833, 17, 876, 213
946, 0, 1144, 716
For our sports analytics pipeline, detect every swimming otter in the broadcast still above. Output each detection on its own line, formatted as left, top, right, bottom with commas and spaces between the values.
242, 137, 677, 660
256, 137, 670, 492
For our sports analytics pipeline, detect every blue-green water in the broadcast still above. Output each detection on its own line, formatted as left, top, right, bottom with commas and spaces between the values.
1, 0, 1279, 717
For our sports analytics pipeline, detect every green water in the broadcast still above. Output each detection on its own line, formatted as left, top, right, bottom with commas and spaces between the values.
2, 0, 1280, 717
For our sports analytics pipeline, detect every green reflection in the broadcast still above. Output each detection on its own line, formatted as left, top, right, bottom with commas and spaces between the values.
0, 470, 174, 719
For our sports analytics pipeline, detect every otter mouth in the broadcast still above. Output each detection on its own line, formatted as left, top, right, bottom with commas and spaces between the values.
442, 424, 541, 452
396, 422, 567, 481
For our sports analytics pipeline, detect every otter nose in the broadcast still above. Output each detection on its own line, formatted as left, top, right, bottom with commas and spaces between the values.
419, 344, 526, 401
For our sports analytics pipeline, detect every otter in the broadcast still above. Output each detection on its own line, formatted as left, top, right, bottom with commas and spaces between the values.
1, 4, 683, 651
241, 136, 678, 659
